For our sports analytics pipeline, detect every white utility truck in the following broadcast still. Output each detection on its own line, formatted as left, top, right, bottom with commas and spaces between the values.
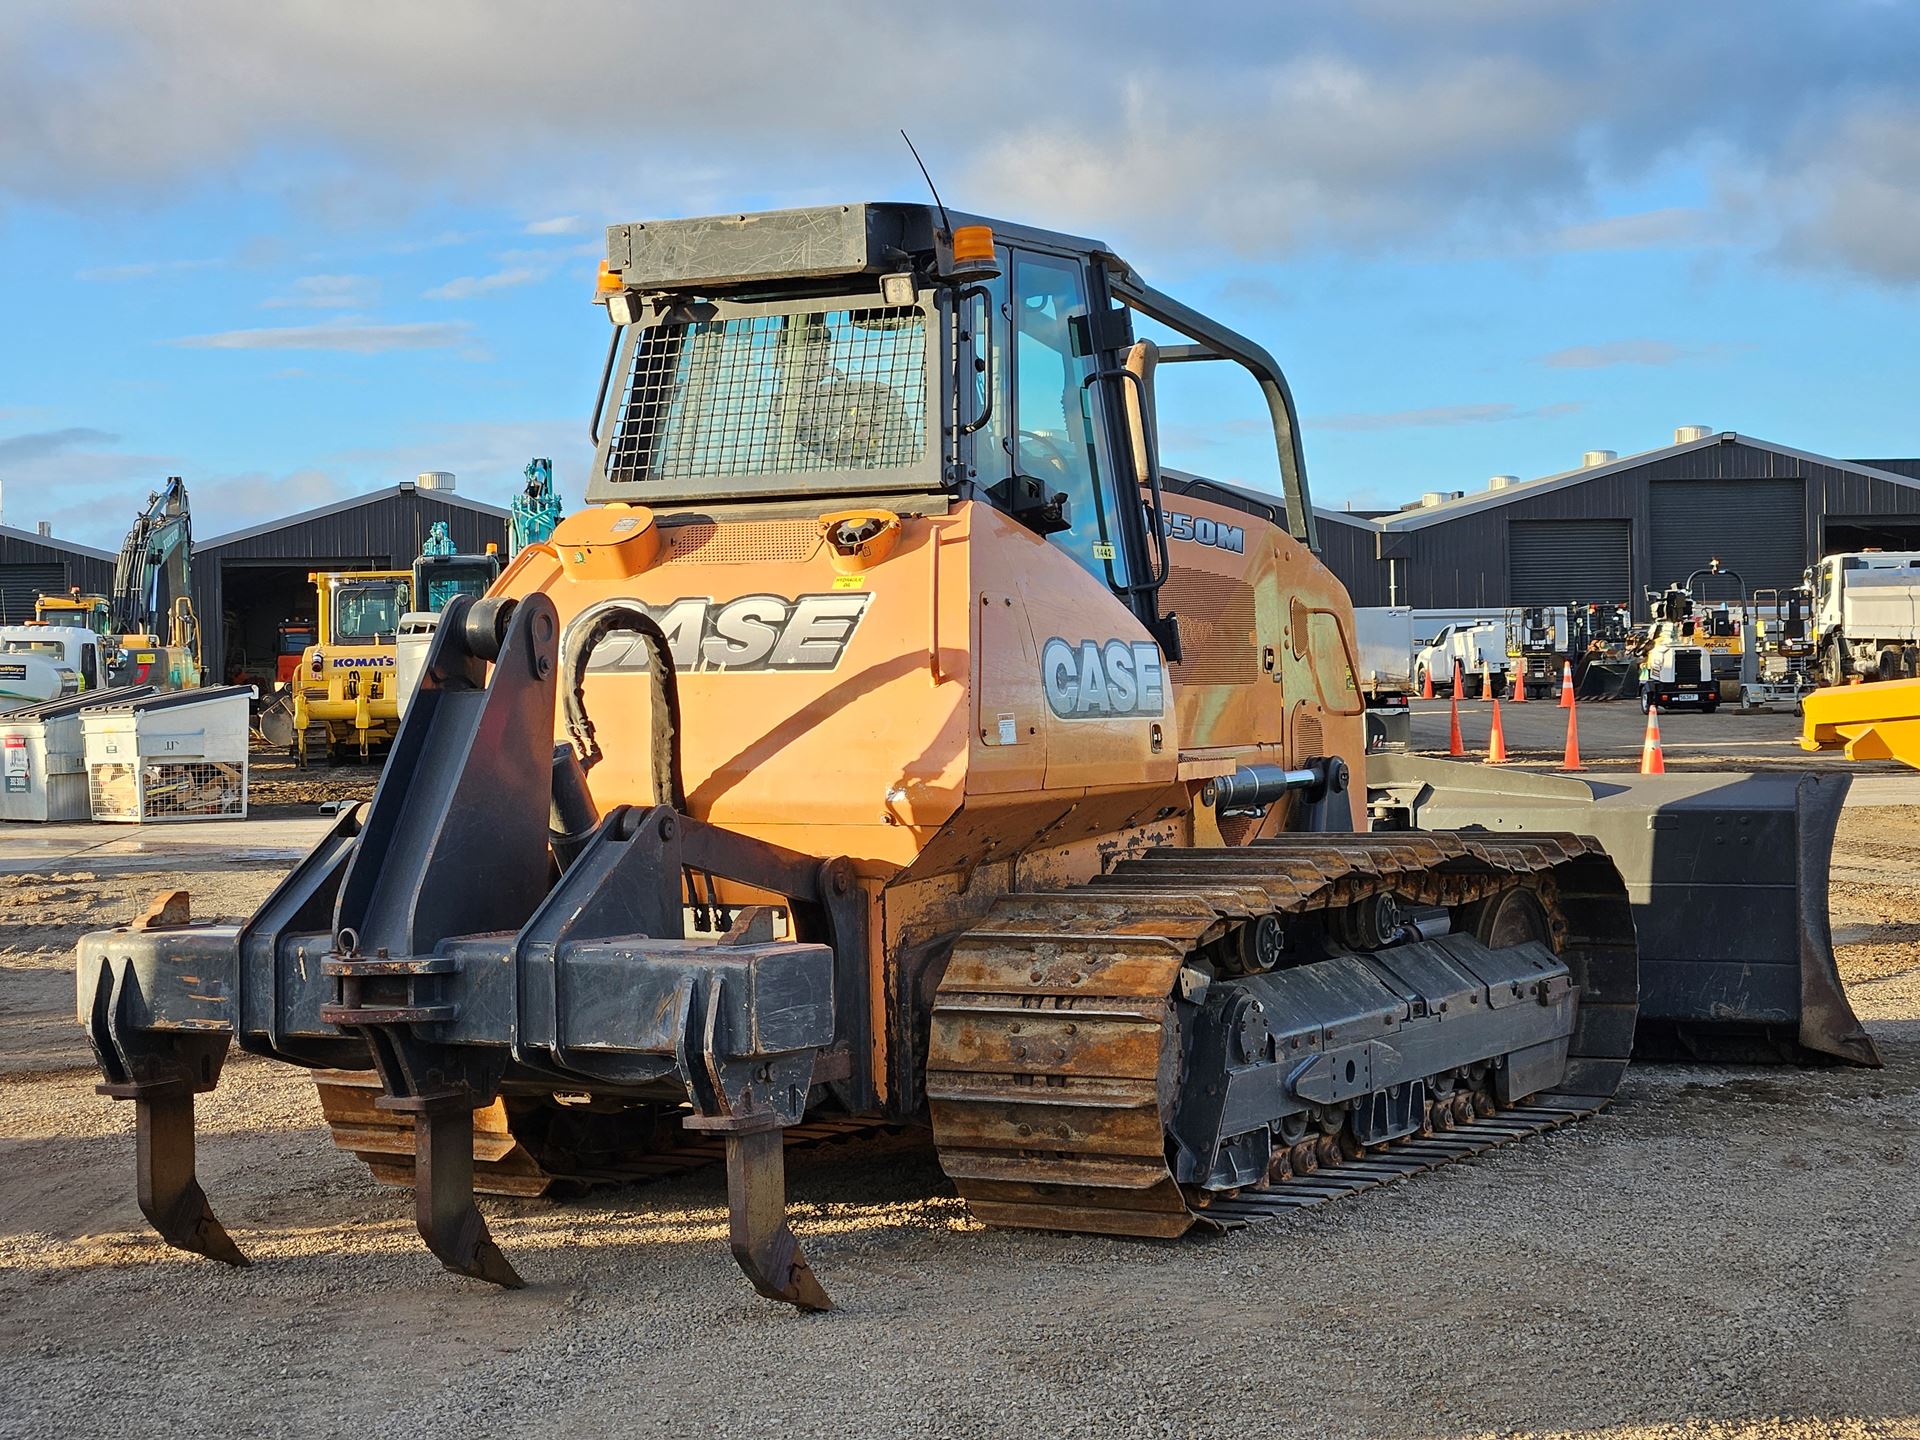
1809, 551, 1920, 684
1351, 606, 1416, 751
1412, 620, 1508, 698
0, 625, 110, 713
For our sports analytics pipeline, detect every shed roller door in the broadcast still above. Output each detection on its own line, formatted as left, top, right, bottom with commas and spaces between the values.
1508, 520, 1631, 606
1650, 478, 1805, 598
0, 564, 66, 623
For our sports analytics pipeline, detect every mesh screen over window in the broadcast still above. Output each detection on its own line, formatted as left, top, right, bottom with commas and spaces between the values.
604, 308, 927, 484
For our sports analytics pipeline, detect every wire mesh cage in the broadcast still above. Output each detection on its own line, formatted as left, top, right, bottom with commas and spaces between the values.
88, 759, 247, 822
604, 306, 927, 485
81, 686, 254, 823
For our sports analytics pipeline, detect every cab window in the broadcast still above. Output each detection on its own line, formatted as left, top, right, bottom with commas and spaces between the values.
1011, 252, 1130, 589
331, 582, 406, 644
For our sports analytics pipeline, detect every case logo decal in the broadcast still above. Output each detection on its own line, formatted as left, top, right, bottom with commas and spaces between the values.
583, 594, 873, 673
1041, 637, 1166, 719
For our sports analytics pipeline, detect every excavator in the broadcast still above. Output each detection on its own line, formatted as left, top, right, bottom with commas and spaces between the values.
261, 528, 502, 761
510, 457, 564, 557
36, 479, 201, 690
74, 203, 1870, 1312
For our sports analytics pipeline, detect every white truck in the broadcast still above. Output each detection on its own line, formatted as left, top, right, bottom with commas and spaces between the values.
1809, 551, 1920, 684
1351, 606, 1416, 751
1413, 620, 1509, 698
0, 625, 109, 713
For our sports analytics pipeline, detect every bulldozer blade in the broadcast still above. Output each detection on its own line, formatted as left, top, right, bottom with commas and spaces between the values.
722, 1126, 831, 1312
1369, 756, 1880, 1067
256, 691, 296, 750
411, 1104, 524, 1289
132, 1090, 248, 1267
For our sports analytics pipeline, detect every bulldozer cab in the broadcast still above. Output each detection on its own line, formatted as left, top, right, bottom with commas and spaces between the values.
319, 572, 408, 645
588, 203, 1315, 657
34, 591, 113, 638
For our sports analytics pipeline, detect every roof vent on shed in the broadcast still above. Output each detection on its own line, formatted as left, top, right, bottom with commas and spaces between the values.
1488, 474, 1519, 491
35, 522, 51, 537
416, 471, 457, 492
1673, 425, 1712, 444
1419, 490, 1466, 508
1582, 450, 1618, 469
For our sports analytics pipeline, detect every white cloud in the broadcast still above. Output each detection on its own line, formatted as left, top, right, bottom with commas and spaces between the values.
171, 319, 473, 353
423, 267, 539, 301
74, 256, 221, 282
1537, 338, 1750, 369
3, 2, 1919, 283
1547, 208, 1712, 254
0, 426, 120, 463
1310, 401, 1583, 433
262, 273, 376, 309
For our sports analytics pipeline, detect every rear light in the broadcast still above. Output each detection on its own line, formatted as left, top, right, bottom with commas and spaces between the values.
311, 649, 324, 675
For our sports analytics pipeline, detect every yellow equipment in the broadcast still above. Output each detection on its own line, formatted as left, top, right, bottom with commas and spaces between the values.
34, 591, 114, 638
289, 569, 411, 764
1801, 678, 1920, 766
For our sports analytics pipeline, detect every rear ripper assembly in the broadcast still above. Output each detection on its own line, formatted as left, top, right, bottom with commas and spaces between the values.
81, 594, 857, 1308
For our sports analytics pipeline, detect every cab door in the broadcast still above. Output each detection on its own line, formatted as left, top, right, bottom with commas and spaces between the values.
1001, 246, 1172, 791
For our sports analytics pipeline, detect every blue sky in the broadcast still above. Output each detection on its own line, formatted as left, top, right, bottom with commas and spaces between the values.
5, 1, 1920, 547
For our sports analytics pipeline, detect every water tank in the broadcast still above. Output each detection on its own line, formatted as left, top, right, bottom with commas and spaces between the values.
1488, 474, 1519, 491
1582, 449, 1618, 469
1673, 425, 1712, 444
416, 471, 457, 492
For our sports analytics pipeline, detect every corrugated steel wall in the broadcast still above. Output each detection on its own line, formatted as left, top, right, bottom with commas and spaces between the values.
0, 530, 115, 616
1314, 515, 1389, 606
1357, 441, 1920, 609
1509, 519, 1631, 603
193, 491, 508, 680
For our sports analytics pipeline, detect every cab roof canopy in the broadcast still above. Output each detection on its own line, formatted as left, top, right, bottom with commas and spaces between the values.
604, 202, 1109, 294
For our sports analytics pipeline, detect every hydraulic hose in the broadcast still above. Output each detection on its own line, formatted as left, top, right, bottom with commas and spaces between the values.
558, 604, 686, 812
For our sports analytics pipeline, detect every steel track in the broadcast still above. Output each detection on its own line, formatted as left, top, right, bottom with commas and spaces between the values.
926, 832, 1637, 1238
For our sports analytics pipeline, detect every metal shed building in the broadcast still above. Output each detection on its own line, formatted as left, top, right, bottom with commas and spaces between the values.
1314, 507, 1392, 607
193, 481, 508, 685
1336, 430, 1920, 611
0, 525, 115, 622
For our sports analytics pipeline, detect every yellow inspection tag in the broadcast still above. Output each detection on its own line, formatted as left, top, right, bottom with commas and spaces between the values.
831, 573, 866, 590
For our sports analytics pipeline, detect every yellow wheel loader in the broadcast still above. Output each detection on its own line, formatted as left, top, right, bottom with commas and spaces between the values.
76, 203, 1869, 1311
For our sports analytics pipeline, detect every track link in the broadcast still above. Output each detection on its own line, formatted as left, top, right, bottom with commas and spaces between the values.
926, 832, 1636, 1238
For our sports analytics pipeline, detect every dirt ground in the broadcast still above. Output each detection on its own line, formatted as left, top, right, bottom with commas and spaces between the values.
1, 780, 1916, 1439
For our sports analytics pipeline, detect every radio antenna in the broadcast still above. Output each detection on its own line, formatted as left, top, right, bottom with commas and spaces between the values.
900, 130, 953, 237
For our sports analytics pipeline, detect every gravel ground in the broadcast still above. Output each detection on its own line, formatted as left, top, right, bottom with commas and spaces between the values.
0, 801, 1915, 1440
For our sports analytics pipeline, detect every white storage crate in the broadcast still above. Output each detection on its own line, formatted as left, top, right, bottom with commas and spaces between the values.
0, 685, 158, 822
83, 686, 255, 823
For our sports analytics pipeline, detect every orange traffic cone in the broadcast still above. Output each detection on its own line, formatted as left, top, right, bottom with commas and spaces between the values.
1510, 665, 1526, 703
1558, 659, 1576, 708
1562, 692, 1583, 771
1422, 664, 1434, 700
1480, 657, 1493, 700
1487, 698, 1509, 764
1640, 704, 1665, 775
1448, 685, 1465, 756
